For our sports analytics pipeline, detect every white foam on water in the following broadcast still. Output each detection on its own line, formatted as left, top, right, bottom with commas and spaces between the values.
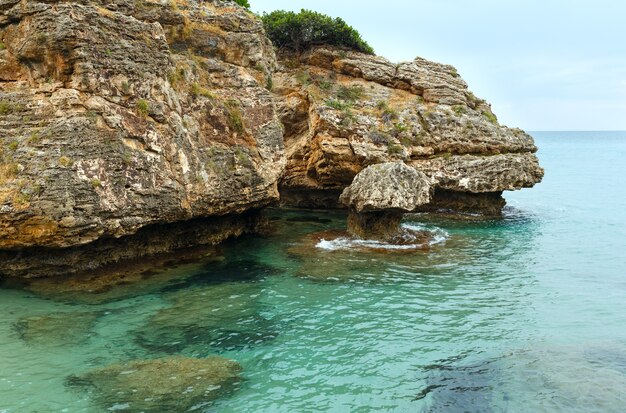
316, 224, 449, 251
403, 223, 449, 246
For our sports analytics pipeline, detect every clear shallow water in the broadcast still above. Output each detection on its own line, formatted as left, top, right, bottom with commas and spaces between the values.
1, 131, 626, 412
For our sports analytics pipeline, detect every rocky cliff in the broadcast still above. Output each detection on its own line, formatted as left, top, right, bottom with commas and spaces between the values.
273, 48, 543, 214
0, 1, 543, 279
0, 0, 284, 277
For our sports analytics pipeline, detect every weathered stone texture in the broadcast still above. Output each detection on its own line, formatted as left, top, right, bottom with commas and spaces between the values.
274, 47, 544, 211
0, 1, 284, 260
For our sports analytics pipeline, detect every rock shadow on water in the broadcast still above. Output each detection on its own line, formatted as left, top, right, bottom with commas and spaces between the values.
6, 246, 226, 305
135, 281, 278, 354
161, 253, 281, 293
13, 311, 101, 347
413, 352, 501, 413
66, 356, 242, 413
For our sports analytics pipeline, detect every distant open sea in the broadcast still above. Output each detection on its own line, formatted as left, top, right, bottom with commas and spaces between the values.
1, 131, 625, 412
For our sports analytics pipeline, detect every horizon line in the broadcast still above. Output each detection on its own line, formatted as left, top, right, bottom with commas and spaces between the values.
527, 130, 626, 132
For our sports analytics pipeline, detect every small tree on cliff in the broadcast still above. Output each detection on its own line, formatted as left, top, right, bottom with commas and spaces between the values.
234, 0, 250, 9
261, 9, 374, 55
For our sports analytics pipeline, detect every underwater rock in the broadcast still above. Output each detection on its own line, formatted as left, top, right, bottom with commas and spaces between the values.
135, 282, 276, 352
14, 312, 99, 346
68, 356, 242, 413
339, 162, 432, 241
288, 229, 444, 282
15, 247, 225, 304
419, 342, 626, 412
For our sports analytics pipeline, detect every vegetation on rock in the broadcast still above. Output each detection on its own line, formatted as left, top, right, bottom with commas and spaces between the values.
234, 0, 251, 9
261, 9, 374, 54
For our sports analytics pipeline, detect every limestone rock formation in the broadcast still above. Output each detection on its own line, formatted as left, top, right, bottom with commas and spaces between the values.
0, 1, 544, 279
339, 161, 432, 213
68, 356, 242, 412
273, 47, 544, 213
0, 0, 284, 277
339, 161, 432, 240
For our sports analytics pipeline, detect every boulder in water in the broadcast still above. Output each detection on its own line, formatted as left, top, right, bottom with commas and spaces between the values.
14, 312, 99, 346
67, 356, 242, 413
135, 282, 277, 352
339, 162, 433, 240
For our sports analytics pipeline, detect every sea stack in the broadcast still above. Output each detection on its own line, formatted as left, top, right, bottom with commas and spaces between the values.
339, 161, 432, 241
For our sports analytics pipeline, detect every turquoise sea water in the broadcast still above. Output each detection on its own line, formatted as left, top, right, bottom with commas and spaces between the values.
1, 131, 626, 412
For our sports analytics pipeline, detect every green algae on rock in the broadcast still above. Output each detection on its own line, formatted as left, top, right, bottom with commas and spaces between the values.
67, 356, 242, 413
14, 311, 100, 346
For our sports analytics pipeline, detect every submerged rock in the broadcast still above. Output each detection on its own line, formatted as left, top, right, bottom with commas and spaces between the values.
68, 356, 242, 413
418, 342, 626, 412
14, 244, 226, 304
135, 282, 276, 352
339, 162, 432, 241
14, 312, 99, 346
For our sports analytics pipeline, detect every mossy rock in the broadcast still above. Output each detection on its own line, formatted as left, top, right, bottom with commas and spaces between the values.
135, 282, 277, 352
22, 253, 223, 305
14, 312, 99, 346
67, 356, 242, 412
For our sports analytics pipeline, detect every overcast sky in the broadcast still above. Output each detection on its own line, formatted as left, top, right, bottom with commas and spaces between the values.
251, 0, 626, 131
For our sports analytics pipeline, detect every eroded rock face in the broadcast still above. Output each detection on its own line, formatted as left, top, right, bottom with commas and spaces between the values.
274, 47, 544, 214
339, 161, 432, 213
0, 0, 285, 276
68, 356, 242, 413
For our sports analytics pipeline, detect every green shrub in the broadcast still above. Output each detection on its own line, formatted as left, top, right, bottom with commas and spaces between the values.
452, 105, 467, 116
234, 0, 250, 9
482, 110, 498, 125
0, 100, 12, 115
261, 9, 374, 54
191, 83, 216, 99
336, 85, 364, 102
387, 143, 403, 155
325, 99, 351, 111
225, 100, 245, 134
376, 100, 389, 111
136, 99, 149, 117
393, 123, 408, 134
315, 78, 333, 91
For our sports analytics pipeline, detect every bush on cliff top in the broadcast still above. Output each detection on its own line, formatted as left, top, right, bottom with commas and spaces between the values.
234, 0, 250, 9
261, 9, 374, 55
